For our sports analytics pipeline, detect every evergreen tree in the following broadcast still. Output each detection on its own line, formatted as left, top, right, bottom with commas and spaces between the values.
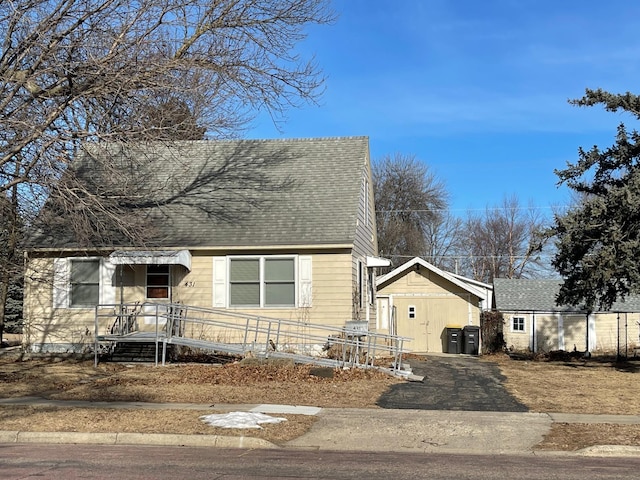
552, 89, 640, 310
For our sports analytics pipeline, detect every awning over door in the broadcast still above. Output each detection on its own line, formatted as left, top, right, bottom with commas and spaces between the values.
109, 250, 192, 271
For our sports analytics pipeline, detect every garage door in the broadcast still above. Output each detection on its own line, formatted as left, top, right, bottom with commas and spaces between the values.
395, 296, 474, 353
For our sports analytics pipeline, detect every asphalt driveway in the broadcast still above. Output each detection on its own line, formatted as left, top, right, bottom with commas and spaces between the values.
377, 354, 528, 412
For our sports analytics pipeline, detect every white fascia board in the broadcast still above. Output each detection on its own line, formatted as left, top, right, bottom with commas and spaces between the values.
109, 249, 192, 271
366, 256, 391, 268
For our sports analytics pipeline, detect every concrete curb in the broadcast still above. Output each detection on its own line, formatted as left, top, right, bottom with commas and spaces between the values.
547, 412, 640, 425
575, 445, 640, 457
0, 430, 277, 449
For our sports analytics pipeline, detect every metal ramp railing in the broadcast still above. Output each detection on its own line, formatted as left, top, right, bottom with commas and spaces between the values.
94, 302, 411, 376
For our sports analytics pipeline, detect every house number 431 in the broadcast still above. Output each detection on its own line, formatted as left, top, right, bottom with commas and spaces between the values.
184, 281, 196, 287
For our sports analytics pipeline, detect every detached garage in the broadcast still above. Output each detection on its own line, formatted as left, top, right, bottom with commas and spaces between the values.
376, 258, 492, 354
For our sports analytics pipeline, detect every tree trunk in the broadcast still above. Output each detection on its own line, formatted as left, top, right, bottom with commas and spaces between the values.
0, 274, 7, 346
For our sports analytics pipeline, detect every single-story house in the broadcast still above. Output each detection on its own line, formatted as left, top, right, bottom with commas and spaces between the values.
493, 278, 640, 355
376, 257, 492, 353
23, 136, 389, 354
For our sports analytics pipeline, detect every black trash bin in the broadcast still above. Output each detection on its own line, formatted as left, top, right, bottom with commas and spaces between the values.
463, 325, 481, 355
445, 327, 462, 354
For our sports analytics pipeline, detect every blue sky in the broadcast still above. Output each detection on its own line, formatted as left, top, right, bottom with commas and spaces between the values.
249, 0, 640, 215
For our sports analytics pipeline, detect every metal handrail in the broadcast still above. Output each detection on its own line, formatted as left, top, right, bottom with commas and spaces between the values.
94, 302, 410, 374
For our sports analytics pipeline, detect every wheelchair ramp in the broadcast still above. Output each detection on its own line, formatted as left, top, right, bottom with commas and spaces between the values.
95, 302, 413, 378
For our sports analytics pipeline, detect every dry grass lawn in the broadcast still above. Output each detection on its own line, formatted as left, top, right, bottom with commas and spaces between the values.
3, 349, 640, 451
0, 351, 399, 445
488, 353, 640, 451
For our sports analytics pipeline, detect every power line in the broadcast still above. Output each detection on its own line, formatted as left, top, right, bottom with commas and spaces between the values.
375, 205, 569, 214
384, 254, 556, 260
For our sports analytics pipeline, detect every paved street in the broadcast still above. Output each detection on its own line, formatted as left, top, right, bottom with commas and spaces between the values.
2, 445, 640, 480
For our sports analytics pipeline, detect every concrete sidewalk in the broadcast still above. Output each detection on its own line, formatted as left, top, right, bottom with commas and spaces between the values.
2, 397, 640, 456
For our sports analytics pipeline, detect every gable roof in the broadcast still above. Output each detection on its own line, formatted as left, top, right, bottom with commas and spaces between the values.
493, 278, 640, 313
30, 136, 370, 250
377, 257, 489, 301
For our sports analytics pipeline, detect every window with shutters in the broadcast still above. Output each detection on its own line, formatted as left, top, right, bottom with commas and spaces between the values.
70, 259, 100, 307
229, 257, 295, 307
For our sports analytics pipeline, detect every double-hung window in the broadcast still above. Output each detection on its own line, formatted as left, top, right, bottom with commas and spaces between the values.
229, 257, 295, 307
70, 259, 100, 307
229, 259, 260, 307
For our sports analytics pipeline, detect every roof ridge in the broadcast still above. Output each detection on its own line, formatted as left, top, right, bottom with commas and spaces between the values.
83, 136, 370, 148
203, 136, 369, 143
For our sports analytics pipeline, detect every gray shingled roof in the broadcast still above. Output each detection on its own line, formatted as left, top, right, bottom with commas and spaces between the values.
30, 137, 369, 249
493, 278, 640, 313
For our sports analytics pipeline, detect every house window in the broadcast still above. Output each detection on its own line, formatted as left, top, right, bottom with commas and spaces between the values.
512, 316, 525, 332
70, 259, 100, 307
147, 265, 170, 299
229, 257, 295, 307
265, 258, 295, 306
408, 305, 416, 319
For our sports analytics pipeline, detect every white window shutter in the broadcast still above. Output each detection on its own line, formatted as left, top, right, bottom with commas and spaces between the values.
212, 257, 227, 307
298, 256, 312, 307
53, 258, 70, 309
100, 258, 116, 305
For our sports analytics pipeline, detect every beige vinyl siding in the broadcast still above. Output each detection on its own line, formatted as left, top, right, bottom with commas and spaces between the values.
352, 159, 377, 259
536, 315, 560, 353
379, 269, 473, 297
590, 312, 640, 352
350, 158, 379, 325
561, 314, 588, 352
174, 254, 212, 306
504, 314, 532, 351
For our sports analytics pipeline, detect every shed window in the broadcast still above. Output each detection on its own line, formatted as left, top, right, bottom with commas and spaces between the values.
70, 259, 100, 307
147, 265, 170, 299
512, 316, 525, 332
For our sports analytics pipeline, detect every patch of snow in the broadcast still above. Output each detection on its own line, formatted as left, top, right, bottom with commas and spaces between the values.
200, 412, 287, 429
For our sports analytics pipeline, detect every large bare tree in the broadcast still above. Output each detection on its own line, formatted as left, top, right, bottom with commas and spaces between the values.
0, 0, 334, 344
373, 153, 449, 267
